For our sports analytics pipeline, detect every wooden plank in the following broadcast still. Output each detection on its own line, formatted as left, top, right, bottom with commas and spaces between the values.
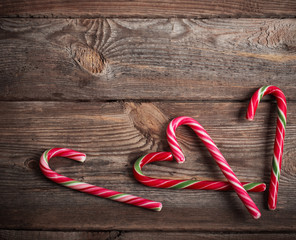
0, 230, 114, 240
0, 101, 295, 231
0, 230, 295, 240
0, 18, 295, 101
120, 232, 296, 240
0, 0, 296, 18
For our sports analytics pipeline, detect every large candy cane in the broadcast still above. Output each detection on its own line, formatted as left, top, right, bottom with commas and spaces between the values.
246, 86, 287, 210
40, 148, 162, 211
134, 152, 266, 192
167, 116, 261, 219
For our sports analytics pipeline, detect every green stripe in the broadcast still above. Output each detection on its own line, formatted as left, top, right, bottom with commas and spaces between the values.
278, 108, 287, 128
272, 156, 280, 180
259, 86, 269, 100
152, 206, 162, 212
109, 193, 127, 199
63, 180, 81, 186
134, 156, 145, 175
243, 182, 261, 191
43, 149, 50, 164
169, 180, 197, 189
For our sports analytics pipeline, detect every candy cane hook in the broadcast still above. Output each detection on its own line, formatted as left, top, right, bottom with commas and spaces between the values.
167, 116, 261, 219
40, 148, 162, 211
246, 86, 287, 210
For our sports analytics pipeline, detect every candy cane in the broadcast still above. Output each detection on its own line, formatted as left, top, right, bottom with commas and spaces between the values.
40, 148, 162, 211
246, 86, 287, 210
167, 116, 261, 219
134, 152, 266, 192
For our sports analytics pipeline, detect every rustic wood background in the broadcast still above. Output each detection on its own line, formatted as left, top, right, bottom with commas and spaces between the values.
0, 1, 295, 239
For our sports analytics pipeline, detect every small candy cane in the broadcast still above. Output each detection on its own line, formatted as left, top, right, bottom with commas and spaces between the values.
246, 86, 287, 210
167, 116, 261, 219
40, 148, 162, 211
134, 152, 266, 192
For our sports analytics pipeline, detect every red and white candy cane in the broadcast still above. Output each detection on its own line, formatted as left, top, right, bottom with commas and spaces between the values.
246, 86, 287, 210
40, 148, 162, 211
134, 152, 266, 192
167, 116, 261, 219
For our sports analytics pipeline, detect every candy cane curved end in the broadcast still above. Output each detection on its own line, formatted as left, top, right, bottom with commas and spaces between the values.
40, 148, 162, 211
246, 86, 287, 210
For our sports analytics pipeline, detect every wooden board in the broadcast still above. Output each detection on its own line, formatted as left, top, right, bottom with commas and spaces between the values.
0, 101, 295, 231
0, 230, 295, 240
1, 0, 296, 18
0, 18, 295, 101
1, 1, 296, 238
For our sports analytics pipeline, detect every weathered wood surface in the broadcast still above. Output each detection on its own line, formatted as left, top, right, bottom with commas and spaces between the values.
0, 230, 114, 240
0, 18, 295, 101
1, 1, 296, 237
0, 230, 295, 240
1, 0, 296, 18
0, 101, 295, 231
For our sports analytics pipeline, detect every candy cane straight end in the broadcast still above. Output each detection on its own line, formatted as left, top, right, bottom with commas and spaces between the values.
246, 112, 255, 121
253, 212, 261, 220
75, 154, 86, 163
173, 153, 185, 164
155, 203, 163, 212
246, 110, 255, 121
178, 158, 185, 164
262, 184, 267, 191
268, 203, 276, 211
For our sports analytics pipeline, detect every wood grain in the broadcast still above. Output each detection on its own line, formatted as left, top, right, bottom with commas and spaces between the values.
120, 232, 296, 240
0, 0, 296, 18
1, 5, 296, 237
0, 101, 295, 231
0, 230, 295, 240
0, 18, 295, 101
0, 230, 114, 240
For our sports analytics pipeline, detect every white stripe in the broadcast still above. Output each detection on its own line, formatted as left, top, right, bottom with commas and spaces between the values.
155, 180, 171, 187
97, 190, 113, 196
141, 179, 157, 183
199, 182, 218, 190
275, 138, 282, 156
215, 185, 228, 190
116, 195, 135, 202
217, 161, 231, 170
246, 205, 259, 214
277, 96, 287, 107
200, 137, 216, 148
138, 202, 157, 207
227, 179, 245, 191
250, 99, 254, 116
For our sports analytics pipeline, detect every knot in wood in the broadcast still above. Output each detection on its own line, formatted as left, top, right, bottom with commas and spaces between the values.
71, 44, 106, 76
